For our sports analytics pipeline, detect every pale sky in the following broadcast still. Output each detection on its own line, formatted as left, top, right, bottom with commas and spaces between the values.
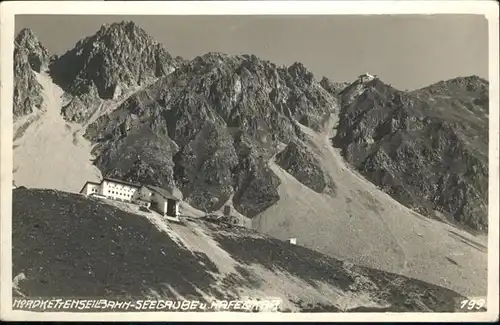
15, 14, 489, 90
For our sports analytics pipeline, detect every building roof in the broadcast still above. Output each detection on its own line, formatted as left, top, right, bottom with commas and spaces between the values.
79, 178, 181, 202
79, 177, 141, 194
79, 181, 101, 194
102, 177, 141, 188
146, 185, 182, 201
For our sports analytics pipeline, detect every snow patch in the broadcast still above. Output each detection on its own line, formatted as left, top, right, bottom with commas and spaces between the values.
232, 77, 242, 103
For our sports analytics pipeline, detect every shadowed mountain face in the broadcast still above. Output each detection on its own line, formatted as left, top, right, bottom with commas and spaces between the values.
13, 29, 51, 118
12, 188, 473, 312
333, 76, 489, 231
84, 52, 338, 214
320, 76, 350, 96
276, 141, 335, 194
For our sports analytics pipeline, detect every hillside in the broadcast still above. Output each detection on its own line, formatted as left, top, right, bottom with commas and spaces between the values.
11, 22, 489, 300
12, 188, 474, 313
253, 114, 487, 297
333, 76, 489, 231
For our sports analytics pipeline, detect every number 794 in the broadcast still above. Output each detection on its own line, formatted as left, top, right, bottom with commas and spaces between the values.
460, 298, 486, 310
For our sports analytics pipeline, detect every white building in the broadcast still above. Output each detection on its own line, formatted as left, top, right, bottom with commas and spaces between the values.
79, 178, 181, 218
134, 185, 153, 208
147, 185, 182, 218
358, 72, 376, 83
80, 180, 101, 196
289, 238, 297, 245
80, 177, 141, 202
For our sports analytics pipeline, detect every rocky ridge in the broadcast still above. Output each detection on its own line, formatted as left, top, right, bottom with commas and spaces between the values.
275, 141, 335, 194
49, 21, 183, 124
320, 76, 350, 96
333, 75, 489, 231
84, 51, 338, 215
13, 28, 50, 118
12, 22, 489, 233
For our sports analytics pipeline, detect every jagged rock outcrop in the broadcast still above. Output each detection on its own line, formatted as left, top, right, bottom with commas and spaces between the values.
414, 75, 489, 112
320, 76, 349, 96
333, 76, 489, 231
231, 132, 281, 217
85, 52, 338, 214
13, 29, 50, 118
49, 21, 183, 123
276, 141, 335, 194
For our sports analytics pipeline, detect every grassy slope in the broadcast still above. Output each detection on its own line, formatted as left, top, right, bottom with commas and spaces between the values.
12, 188, 475, 312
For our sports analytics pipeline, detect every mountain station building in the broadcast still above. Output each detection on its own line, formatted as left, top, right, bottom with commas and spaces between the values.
80, 177, 181, 218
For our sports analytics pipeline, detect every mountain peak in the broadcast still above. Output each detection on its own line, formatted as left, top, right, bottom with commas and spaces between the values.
288, 61, 314, 77
13, 28, 50, 117
338, 73, 391, 106
358, 72, 377, 81
94, 20, 152, 43
15, 28, 38, 44
14, 28, 50, 73
15, 28, 48, 52
319, 76, 349, 95
416, 75, 489, 97
101, 20, 136, 30
446, 75, 488, 85
50, 21, 182, 104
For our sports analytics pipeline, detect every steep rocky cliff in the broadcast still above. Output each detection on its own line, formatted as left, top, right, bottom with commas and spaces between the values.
85, 52, 338, 214
13, 28, 50, 118
276, 141, 335, 194
333, 75, 489, 231
320, 76, 349, 96
49, 21, 183, 123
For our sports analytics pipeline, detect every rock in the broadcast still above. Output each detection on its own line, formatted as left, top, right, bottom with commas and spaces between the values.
15, 21, 487, 232
13, 29, 50, 118
333, 76, 488, 231
15, 28, 50, 73
49, 20, 183, 123
320, 76, 349, 95
276, 141, 334, 194
83, 49, 337, 215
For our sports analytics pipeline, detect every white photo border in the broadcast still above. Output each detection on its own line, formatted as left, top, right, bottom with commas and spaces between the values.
1, 1, 498, 322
